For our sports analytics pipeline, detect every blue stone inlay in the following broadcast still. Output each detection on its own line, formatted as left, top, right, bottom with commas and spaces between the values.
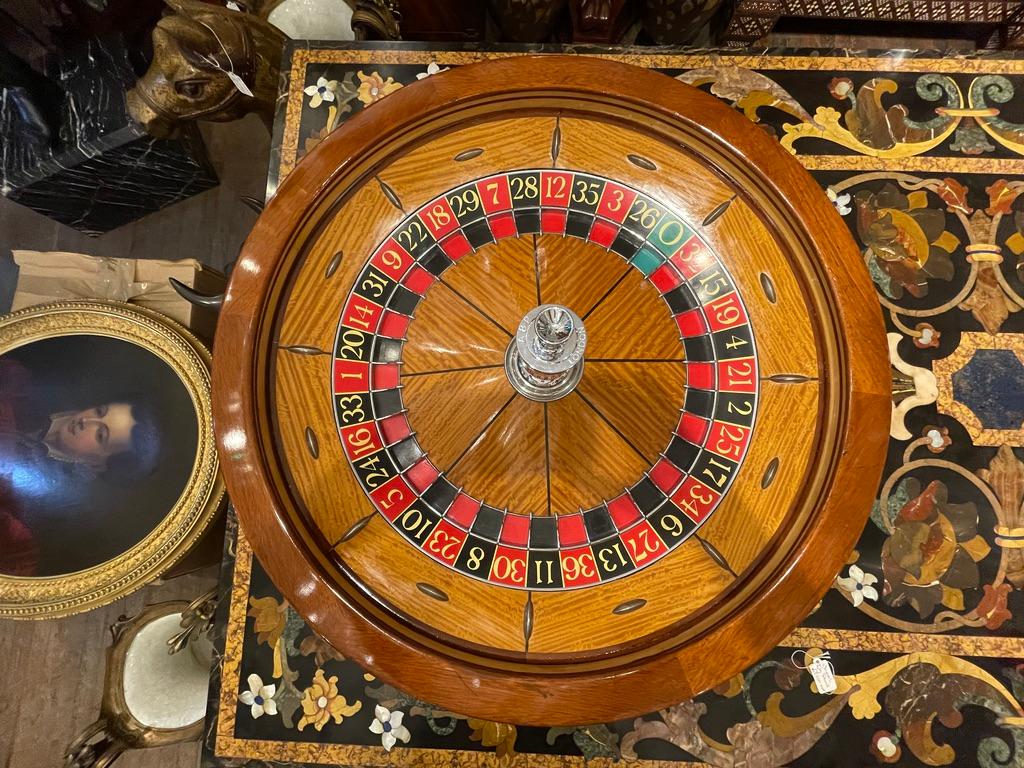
952, 349, 1024, 430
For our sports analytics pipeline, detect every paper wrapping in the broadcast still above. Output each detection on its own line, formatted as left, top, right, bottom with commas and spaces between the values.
10, 250, 225, 340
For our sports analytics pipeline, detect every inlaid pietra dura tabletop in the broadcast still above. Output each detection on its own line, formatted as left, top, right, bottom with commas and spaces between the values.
205, 43, 1024, 768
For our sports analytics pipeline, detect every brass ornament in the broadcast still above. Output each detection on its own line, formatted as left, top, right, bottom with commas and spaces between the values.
126, 0, 286, 137
65, 599, 211, 767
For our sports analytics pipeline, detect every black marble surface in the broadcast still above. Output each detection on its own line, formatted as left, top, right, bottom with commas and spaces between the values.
1, 35, 218, 235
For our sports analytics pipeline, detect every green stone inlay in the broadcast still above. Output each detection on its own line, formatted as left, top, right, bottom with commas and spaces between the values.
631, 247, 663, 276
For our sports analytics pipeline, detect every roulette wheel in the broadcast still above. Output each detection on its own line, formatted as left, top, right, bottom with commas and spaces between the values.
213, 56, 890, 725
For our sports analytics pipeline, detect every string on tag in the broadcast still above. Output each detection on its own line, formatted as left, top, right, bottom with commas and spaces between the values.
790, 649, 837, 694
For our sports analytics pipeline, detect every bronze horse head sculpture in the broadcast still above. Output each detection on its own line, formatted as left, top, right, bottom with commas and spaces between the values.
127, 0, 285, 138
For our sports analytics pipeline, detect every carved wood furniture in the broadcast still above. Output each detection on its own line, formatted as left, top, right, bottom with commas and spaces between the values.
211, 55, 890, 725
723, 0, 1024, 47
569, 0, 641, 42
642, 0, 730, 44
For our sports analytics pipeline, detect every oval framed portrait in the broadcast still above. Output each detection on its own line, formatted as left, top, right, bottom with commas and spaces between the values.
0, 301, 224, 618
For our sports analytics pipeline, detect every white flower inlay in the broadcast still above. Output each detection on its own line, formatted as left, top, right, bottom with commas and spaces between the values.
239, 673, 278, 719
303, 76, 339, 108
369, 704, 411, 751
836, 564, 879, 607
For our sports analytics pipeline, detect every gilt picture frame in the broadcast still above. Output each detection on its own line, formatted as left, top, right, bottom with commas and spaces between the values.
0, 301, 223, 618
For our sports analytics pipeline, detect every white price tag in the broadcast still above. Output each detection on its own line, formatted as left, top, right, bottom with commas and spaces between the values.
226, 1, 242, 10
227, 71, 254, 97
809, 656, 837, 694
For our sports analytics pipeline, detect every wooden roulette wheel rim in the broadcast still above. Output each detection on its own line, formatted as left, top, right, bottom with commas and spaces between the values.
213, 56, 889, 725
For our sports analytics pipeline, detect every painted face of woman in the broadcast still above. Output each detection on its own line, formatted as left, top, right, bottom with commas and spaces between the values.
49, 403, 137, 468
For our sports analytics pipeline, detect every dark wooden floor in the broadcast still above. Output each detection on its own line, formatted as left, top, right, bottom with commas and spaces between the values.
0, 114, 269, 768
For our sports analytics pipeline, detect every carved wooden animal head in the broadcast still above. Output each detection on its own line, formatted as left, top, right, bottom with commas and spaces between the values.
127, 0, 284, 137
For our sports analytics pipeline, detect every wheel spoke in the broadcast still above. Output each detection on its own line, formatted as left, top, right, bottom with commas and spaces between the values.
537, 236, 630, 318
532, 233, 543, 305
576, 361, 684, 461
572, 390, 652, 465
402, 363, 504, 378
543, 402, 552, 516
584, 358, 685, 363
403, 282, 511, 372
440, 276, 515, 337
402, 367, 515, 469
581, 264, 631, 321
445, 392, 517, 474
